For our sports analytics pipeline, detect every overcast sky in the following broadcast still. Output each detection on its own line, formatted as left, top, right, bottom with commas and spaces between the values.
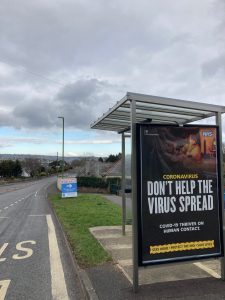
0, 0, 225, 157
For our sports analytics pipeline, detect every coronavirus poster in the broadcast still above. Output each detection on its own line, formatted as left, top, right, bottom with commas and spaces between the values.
137, 124, 223, 266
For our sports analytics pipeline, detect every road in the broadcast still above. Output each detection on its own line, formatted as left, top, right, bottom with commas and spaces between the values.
0, 178, 84, 300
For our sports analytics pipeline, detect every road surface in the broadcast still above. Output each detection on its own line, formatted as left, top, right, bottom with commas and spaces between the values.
0, 178, 83, 300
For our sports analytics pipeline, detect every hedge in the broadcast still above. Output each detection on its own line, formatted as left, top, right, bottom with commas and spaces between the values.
77, 176, 108, 188
77, 176, 121, 189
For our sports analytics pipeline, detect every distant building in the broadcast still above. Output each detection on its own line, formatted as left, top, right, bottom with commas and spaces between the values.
21, 168, 30, 177
103, 159, 122, 178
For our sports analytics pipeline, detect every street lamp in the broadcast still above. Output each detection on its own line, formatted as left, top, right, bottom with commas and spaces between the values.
58, 116, 64, 178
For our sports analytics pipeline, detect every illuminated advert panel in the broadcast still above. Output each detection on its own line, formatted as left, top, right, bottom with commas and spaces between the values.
136, 124, 223, 266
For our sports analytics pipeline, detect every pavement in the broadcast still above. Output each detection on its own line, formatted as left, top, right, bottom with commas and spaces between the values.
79, 194, 225, 300
103, 193, 132, 211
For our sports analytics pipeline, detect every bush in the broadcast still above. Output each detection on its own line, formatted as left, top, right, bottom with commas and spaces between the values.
106, 177, 121, 186
77, 176, 108, 189
77, 176, 122, 194
40, 172, 47, 176
106, 177, 121, 195
0, 159, 22, 178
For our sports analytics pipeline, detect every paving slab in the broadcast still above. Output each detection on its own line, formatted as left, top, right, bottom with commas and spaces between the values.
89, 225, 221, 286
86, 197, 225, 299
87, 262, 225, 300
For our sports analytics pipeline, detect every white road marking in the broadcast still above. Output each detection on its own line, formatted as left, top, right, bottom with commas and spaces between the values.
116, 263, 132, 284
14, 201, 18, 204
16, 194, 31, 203
91, 225, 132, 231
28, 215, 46, 217
9, 204, 13, 207
0, 217, 9, 219
12, 241, 36, 260
194, 262, 220, 278
35, 191, 38, 197
105, 244, 132, 250
3, 207, 8, 210
46, 214, 69, 299
0, 243, 8, 262
94, 233, 125, 239
0, 279, 11, 300
118, 259, 132, 266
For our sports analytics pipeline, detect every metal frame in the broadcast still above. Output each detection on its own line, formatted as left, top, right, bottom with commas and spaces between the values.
216, 112, 225, 279
121, 132, 126, 236
90, 92, 225, 293
121, 133, 130, 236
91, 92, 224, 132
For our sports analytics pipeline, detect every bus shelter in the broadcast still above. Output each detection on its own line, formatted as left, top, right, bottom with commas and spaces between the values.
91, 92, 225, 292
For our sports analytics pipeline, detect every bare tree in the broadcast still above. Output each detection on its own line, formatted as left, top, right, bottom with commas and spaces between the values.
22, 158, 41, 177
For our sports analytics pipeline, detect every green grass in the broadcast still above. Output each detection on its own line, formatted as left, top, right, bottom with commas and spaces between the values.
49, 193, 122, 268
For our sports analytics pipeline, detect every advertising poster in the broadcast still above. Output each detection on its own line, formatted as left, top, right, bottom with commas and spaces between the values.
137, 124, 223, 266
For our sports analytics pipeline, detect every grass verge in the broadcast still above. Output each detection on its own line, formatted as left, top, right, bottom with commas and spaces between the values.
49, 193, 122, 268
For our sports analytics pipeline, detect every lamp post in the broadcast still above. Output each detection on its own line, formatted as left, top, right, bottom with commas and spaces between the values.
56, 151, 59, 178
58, 116, 64, 179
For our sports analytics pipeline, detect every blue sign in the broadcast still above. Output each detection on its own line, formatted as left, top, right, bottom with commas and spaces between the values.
61, 178, 77, 198
62, 183, 77, 193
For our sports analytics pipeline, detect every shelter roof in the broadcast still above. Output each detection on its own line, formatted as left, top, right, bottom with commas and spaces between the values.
90, 92, 225, 133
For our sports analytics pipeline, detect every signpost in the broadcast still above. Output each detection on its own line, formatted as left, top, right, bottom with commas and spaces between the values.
61, 178, 77, 198
136, 124, 223, 266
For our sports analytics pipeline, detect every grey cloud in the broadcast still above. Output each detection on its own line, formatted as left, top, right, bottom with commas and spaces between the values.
201, 53, 225, 77
0, 110, 15, 127
0, 78, 114, 130
0, 86, 32, 107
57, 79, 100, 104
0, 136, 49, 145
55, 79, 113, 128
0, 95, 56, 129
0, 0, 218, 94
14, 99, 56, 128
0, 0, 199, 75
0, 0, 225, 133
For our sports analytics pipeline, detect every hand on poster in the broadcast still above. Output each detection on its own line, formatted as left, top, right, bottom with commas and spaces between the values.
164, 134, 201, 163
182, 134, 201, 161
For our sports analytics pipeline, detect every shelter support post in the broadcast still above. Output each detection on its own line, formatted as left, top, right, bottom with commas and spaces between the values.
216, 112, 225, 280
131, 99, 139, 292
122, 132, 126, 236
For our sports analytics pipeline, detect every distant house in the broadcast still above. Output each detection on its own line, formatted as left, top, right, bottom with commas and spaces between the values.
103, 159, 122, 178
104, 156, 131, 178
73, 155, 131, 178
75, 161, 114, 177
104, 158, 132, 193
21, 168, 30, 177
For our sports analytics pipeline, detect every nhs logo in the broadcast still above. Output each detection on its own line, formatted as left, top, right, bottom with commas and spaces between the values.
202, 131, 213, 137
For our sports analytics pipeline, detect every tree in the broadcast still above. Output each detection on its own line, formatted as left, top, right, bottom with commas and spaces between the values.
71, 159, 86, 168
105, 153, 122, 163
0, 160, 22, 178
49, 160, 60, 168
98, 157, 104, 163
13, 160, 22, 177
38, 166, 46, 173
22, 158, 42, 177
